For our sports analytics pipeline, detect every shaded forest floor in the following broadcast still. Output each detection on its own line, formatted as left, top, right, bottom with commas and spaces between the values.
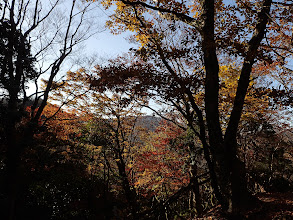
196, 192, 293, 220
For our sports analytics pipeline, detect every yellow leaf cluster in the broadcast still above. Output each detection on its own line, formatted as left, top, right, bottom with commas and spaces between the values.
218, 65, 270, 127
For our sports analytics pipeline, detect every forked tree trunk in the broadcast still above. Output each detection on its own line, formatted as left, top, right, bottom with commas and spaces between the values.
200, 0, 272, 213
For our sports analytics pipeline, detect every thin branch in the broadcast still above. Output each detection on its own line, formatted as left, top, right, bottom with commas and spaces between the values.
121, 0, 201, 32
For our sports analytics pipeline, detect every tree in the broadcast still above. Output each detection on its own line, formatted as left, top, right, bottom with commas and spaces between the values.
133, 121, 196, 218
92, 0, 293, 213
0, 1, 97, 218
23, 105, 93, 219
46, 68, 152, 219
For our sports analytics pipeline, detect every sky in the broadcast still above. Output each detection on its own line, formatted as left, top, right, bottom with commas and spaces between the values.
76, 4, 136, 64
86, 25, 135, 58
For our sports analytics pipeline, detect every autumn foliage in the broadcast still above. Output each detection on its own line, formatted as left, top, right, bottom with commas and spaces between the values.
133, 122, 189, 198
1, 0, 293, 219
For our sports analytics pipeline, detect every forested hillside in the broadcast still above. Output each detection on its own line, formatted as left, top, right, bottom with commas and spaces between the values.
0, 0, 293, 219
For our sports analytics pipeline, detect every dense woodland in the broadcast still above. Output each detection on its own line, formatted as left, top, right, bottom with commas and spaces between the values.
0, 0, 293, 219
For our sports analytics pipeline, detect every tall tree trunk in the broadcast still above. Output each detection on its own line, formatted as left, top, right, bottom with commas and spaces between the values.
6, 136, 20, 220
200, 0, 231, 211
5, 91, 36, 219
223, 0, 272, 212
5, 91, 20, 220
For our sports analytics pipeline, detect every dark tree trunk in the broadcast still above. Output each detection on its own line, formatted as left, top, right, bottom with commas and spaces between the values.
200, 0, 231, 211
4, 89, 36, 219
6, 137, 20, 220
223, 0, 272, 212
5, 92, 20, 220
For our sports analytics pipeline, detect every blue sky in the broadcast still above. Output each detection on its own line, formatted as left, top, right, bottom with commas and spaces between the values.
82, 4, 136, 61
86, 29, 135, 58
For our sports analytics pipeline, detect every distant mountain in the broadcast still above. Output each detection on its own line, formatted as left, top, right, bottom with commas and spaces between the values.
136, 116, 161, 132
